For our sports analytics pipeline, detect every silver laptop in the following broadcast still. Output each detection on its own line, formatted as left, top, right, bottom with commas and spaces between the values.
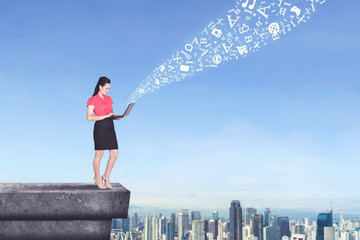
110, 103, 135, 119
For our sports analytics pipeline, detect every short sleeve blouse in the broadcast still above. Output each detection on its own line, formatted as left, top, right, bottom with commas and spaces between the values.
87, 94, 113, 116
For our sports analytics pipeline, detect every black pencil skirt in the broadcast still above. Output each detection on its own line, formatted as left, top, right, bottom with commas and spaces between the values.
93, 118, 118, 150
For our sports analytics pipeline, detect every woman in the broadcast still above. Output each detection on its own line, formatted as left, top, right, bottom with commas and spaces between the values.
87, 76, 123, 189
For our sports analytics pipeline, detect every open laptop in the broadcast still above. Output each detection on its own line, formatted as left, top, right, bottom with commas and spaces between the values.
109, 103, 135, 119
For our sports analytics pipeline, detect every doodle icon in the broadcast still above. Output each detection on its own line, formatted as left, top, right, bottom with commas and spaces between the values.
139, 88, 144, 94
290, 6, 301, 16
268, 22, 280, 35
155, 79, 160, 85
180, 65, 190, 72
236, 45, 248, 55
159, 65, 165, 72
212, 54, 222, 64
239, 23, 250, 34
211, 28, 223, 38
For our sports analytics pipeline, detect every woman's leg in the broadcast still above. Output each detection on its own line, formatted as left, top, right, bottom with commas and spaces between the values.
93, 150, 104, 178
104, 149, 118, 177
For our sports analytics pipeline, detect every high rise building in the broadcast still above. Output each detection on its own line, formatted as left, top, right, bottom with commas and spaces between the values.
166, 217, 175, 240
230, 200, 243, 240
152, 214, 159, 240
278, 217, 290, 238
316, 211, 333, 240
213, 211, 219, 220
179, 209, 190, 240
160, 216, 167, 236
192, 211, 202, 222
252, 214, 264, 240
130, 213, 139, 231
294, 225, 305, 235
264, 226, 280, 240
243, 225, 252, 239
121, 218, 130, 232
192, 220, 207, 240
112, 218, 121, 229
210, 219, 219, 239
171, 212, 176, 240
244, 208, 257, 226
264, 209, 271, 227
218, 219, 224, 240
145, 215, 152, 240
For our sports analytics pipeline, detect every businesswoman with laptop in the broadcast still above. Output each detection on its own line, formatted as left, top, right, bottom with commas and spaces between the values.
87, 76, 122, 189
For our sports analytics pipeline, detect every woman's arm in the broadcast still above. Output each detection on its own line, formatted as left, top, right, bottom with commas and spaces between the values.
87, 105, 115, 121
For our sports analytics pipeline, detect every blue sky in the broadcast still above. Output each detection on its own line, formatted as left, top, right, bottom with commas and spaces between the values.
0, 0, 359, 215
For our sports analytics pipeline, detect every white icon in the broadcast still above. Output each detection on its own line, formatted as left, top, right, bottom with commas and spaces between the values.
212, 54, 222, 64
291, 6, 301, 16
268, 23, 280, 35
155, 79, 160, 85
211, 28, 223, 38
236, 45, 248, 55
139, 89, 144, 94
159, 65, 165, 72
245, 35, 253, 43
242, 0, 257, 10
180, 65, 190, 72
239, 23, 250, 34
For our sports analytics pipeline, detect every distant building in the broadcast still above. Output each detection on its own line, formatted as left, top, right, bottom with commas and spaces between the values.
316, 211, 333, 240
192, 211, 202, 222
130, 213, 138, 231
192, 220, 207, 240
324, 227, 335, 240
264, 209, 271, 227
278, 217, 290, 238
264, 226, 280, 240
166, 217, 175, 240
213, 211, 219, 220
252, 214, 264, 240
230, 200, 243, 240
210, 219, 219, 239
179, 209, 189, 240
244, 208, 257, 226
145, 215, 152, 240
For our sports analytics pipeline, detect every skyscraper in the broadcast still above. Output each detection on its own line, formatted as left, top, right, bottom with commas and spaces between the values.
209, 219, 219, 239
179, 209, 190, 240
130, 213, 138, 231
192, 220, 207, 240
264, 209, 271, 227
212, 211, 219, 220
316, 210, 333, 240
243, 208, 257, 226
278, 217, 290, 238
192, 211, 202, 222
230, 200, 242, 240
145, 214, 152, 240
252, 214, 264, 240
166, 217, 175, 240
264, 226, 280, 240
152, 214, 159, 240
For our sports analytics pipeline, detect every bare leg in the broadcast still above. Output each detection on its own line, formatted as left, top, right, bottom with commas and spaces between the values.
93, 150, 106, 189
102, 149, 118, 188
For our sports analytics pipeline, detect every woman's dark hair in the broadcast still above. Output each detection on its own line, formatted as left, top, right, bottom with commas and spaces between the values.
92, 76, 111, 96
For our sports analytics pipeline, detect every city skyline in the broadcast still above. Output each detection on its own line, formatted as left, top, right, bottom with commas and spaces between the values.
111, 202, 360, 240
1, 0, 359, 213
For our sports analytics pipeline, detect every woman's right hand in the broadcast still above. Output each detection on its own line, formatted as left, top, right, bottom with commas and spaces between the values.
105, 113, 116, 119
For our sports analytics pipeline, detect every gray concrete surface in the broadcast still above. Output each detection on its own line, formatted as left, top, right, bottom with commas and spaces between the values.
0, 220, 112, 240
0, 183, 130, 220
0, 183, 131, 239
